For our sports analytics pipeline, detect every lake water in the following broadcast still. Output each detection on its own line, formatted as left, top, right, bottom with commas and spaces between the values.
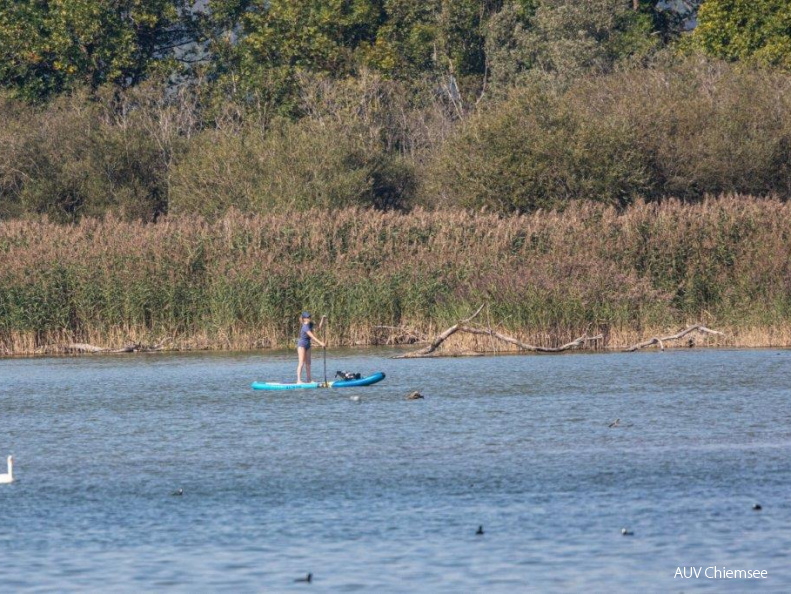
1, 348, 790, 592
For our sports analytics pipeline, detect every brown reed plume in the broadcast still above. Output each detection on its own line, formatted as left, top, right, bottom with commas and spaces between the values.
2, 195, 791, 355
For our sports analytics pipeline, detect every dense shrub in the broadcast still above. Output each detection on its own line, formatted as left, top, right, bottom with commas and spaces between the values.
422, 85, 652, 211
607, 61, 791, 199
0, 88, 179, 222
424, 60, 791, 212
3, 60, 791, 220
1, 75, 429, 221
169, 117, 416, 217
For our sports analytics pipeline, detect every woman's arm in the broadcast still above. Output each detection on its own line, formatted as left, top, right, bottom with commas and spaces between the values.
306, 330, 325, 347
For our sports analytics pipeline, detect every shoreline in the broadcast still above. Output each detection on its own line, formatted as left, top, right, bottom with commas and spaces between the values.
3, 332, 790, 360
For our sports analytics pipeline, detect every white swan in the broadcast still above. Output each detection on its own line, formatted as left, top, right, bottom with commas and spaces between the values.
0, 456, 14, 484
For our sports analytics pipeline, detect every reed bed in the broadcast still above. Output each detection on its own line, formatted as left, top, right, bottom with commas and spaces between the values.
2, 195, 791, 355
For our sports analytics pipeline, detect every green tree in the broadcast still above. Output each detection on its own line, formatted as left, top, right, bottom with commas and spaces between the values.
693, 0, 791, 68
484, 1, 534, 89
485, 0, 662, 89
212, 0, 503, 113
211, 0, 385, 115
374, 0, 503, 78
361, 0, 441, 76
0, 0, 200, 101
526, 0, 659, 78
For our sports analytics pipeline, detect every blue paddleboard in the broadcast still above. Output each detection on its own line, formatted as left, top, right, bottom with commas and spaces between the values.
251, 372, 386, 391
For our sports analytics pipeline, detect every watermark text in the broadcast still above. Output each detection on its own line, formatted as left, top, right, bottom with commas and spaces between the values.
675, 567, 767, 579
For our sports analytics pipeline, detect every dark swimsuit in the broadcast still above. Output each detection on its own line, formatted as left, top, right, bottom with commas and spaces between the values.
297, 323, 312, 349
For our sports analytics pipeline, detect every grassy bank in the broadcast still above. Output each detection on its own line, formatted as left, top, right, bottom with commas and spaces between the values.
2, 196, 791, 356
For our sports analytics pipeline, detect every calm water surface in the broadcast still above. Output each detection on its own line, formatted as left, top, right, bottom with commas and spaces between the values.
1, 348, 790, 592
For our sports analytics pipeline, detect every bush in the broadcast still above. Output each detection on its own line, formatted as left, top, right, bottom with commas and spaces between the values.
0, 88, 176, 222
424, 60, 791, 212
603, 60, 791, 199
169, 116, 417, 217
423, 85, 653, 212
3, 60, 791, 220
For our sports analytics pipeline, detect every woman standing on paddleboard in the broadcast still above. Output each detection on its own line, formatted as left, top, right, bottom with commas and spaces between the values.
297, 312, 325, 383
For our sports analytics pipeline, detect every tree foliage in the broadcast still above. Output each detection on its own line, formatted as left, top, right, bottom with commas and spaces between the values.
0, 0, 200, 101
215, 0, 384, 115
5, 1, 791, 221
485, 0, 671, 91
0, 1, 709, 105
693, 0, 791, 68
364, 0, 500, 78
210, 0, 504, 114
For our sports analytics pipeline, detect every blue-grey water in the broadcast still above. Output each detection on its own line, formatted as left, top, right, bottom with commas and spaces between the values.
1, 348, 790, 592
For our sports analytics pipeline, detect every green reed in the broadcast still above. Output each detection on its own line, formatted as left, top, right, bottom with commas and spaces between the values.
3, 196, 791, 354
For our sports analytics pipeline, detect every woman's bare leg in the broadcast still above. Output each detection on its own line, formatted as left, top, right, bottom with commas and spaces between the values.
297, 346, 307, 383
305, 348, 312, 382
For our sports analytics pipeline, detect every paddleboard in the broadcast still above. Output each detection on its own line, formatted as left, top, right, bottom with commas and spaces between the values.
251, 372, 386, 391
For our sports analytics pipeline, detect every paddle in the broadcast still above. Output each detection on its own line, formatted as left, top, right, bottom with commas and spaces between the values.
319, 315, 328, 386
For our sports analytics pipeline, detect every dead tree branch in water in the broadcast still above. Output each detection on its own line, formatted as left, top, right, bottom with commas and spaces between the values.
393, 304, 601, 358
624, 325, 724, 352
458, 327, 603, 353
394, 304, 486, 358
36, 339, 171, 355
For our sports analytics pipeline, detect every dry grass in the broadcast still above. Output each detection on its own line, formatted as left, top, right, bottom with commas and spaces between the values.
3, 195, 791, 355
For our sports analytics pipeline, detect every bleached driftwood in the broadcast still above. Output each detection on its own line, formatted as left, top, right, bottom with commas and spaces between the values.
394, 304, 602, 358
458, 327, 603, 353
37, 339, 171, 355
394, 304, 486, 358
624, 325, 724, 352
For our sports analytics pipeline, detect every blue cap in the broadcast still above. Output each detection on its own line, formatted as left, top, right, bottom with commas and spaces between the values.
302, 311, 311, 318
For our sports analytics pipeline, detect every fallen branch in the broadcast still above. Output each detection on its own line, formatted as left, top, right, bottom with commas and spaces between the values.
37, 338, 171, 355
394, 303, 602, 358
63, 343, 106, 354
108, 340, 170, 353
393, 304, 485, 358
624, 325, 724, 352
459, 327, 603, 353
